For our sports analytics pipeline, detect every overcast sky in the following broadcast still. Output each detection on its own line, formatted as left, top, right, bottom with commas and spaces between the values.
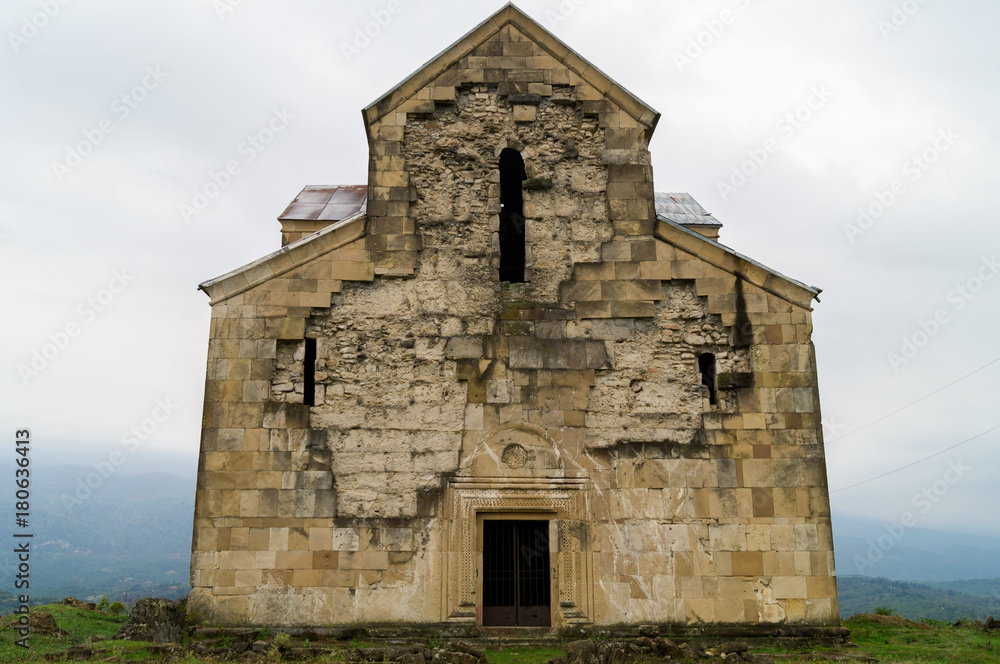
2, 0, 998, 539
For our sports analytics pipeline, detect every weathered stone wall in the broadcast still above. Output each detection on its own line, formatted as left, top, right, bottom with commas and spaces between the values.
190, 12, 837, 630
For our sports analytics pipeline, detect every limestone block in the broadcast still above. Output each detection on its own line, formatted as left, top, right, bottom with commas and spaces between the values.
235, 569, 262, 587
508, 336, 609, 370
560, 280, 602, 303
321, 570, 356, 587
431, 86, 456, 102
794, 524, 820, 551
291, 570, 323, 587
264, 317, 305, 340
330, 261, 375, 282
262, 402, 310, 430
381, 528, 414, 552
639, 261, 671, 280
486, 379, 514, 403
611, 301, 655, 318
513, 105, 536, 122
671, 260, 703, 280
731, 551, 764, 576
274, 551, 313, 569
805, 598, 834, 622
332, 528, 360, 552
772, 576, 807, 599
709, 524, 747, 552
444, 336, 484, 359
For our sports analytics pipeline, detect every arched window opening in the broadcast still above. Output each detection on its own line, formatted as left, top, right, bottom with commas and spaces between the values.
499, 148, 527, 283
303, 338, 317, 407
698, 352, 717, 406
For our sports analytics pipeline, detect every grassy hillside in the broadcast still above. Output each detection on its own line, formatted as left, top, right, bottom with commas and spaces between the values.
838, 575, 1000, 621
925, 578, 1000, 599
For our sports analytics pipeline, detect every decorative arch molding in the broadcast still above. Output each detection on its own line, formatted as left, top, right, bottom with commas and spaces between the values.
458, 423, 586, 478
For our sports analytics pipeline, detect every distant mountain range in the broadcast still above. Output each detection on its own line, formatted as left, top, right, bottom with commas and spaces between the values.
0, 464, 193, 604
831, 512, 1000, 582
2, 464, 998, 619
837, 576, 1000, 621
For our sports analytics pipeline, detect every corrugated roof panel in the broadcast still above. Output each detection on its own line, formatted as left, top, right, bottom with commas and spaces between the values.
279, 185, 367, 221
655, 192, 722, 227
281, 186, 713, 229
294, 186, 340, 204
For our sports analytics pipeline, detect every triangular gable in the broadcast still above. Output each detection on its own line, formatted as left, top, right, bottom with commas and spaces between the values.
654, 215, 822, 310
199, 212, 369, 305
362, 3, 659, 139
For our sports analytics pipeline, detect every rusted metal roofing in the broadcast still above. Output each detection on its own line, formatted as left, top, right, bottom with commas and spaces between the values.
278, 186, 720, 231
278, 185, 367, 221
655, 192, 722, 228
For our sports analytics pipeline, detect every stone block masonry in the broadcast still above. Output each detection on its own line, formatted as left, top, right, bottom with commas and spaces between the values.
189, 5, 837, 631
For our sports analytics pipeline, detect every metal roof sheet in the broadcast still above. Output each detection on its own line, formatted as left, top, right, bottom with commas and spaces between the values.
655, 192, 722, 227
278, 185, 368, 222
278, 186, 720, 230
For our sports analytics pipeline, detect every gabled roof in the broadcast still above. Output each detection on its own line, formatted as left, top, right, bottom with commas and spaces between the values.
198, 211, 367, 304
655, 193, 722, 229
362, 3, 660, 137
654, 214, 821, 308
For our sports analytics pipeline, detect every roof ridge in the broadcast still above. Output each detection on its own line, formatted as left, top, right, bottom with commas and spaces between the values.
362, 4, 658, 134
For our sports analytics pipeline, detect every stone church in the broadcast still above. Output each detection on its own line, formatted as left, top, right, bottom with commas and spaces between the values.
190, 4, 839, 631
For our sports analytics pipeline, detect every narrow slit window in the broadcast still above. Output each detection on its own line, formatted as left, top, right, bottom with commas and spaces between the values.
499, 148, 527, 283
698, 352, 717, 406
303, 338, 317, 407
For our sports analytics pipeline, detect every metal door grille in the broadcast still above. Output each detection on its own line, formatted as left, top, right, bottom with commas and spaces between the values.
482, 520, 551, 626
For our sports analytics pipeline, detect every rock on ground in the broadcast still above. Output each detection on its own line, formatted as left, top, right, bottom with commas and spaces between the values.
112, 598, 187, 644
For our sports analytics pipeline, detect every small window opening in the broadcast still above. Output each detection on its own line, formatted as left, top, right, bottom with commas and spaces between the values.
499, 148, 527, 283
303, 338, 317, 407
698, 352, 717, 405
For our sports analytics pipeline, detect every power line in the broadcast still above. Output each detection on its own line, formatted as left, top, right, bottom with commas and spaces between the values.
830, 423, 1000, 493
828, 356, 1000, 443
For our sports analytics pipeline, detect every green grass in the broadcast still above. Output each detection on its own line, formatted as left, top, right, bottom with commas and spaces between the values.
843, 613, 1000, 663
484, 647, 565, 664
6, 603, 1000, 664
0, 603, 137, 663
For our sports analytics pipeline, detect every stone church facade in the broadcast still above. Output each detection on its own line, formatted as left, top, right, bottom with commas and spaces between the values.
190, 5, 839, 630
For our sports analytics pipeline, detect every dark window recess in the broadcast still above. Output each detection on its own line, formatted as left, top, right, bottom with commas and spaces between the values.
499, 148, 527, 283
303, 338, 317, 407
482, 520, 551, 626
698, 352, 717, 405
